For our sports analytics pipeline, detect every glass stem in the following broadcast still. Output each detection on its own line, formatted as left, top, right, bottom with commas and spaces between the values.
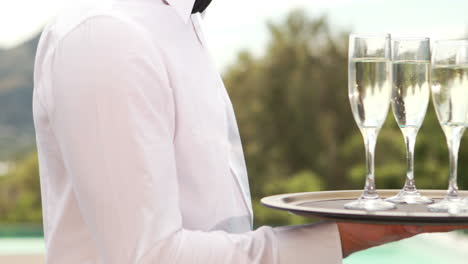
445, 126, 465, 200
361, 127, 379, 199
402, 127, 419, 193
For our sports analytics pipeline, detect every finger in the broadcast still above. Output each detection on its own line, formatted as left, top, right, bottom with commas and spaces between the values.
420, 225, 468, 233
398, 225, 468, 238
402, 225, 423, 235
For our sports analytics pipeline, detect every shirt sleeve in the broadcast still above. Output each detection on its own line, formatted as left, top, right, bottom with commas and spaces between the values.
47, 15, 343, 264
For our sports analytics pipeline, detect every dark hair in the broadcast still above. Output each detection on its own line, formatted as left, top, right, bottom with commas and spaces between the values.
192, 0, 212, 14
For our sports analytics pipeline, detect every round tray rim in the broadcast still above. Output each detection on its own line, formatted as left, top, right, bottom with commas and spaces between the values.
261, 189, 468, 225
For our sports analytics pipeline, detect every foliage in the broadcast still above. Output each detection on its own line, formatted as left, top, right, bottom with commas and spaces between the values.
223, 10, 468, 227
0, 152, 42, 224
253, 170, 323, 227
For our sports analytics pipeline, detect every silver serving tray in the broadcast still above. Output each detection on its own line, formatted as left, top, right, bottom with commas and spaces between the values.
261, 190, 468, 225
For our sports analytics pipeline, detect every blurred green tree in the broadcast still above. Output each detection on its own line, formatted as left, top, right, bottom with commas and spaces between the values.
223, 10, 465, 226
0, 151, 42, 224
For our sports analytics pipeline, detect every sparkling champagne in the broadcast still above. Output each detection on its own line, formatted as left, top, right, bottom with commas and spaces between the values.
432, 65, 468, 127
391, 61, 430, 128
349, 58, 392, 128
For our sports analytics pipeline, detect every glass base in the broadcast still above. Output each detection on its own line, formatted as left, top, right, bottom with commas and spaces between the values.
344, 197, 397, 211
427, 198, 468, 214
385, 190, 434, 204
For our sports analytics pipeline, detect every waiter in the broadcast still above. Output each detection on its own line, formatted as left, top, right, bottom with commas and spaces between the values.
32, 0, 466, 263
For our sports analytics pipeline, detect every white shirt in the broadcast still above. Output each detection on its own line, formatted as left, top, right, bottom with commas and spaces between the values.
32, 0, 343, 263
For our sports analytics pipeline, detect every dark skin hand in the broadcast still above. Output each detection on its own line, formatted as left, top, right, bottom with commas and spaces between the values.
338, 222, 468, 258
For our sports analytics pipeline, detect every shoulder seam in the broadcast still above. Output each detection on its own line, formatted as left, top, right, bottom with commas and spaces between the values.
56, 13, 149, 49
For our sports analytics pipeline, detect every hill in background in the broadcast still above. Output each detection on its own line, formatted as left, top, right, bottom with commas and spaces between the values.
0, 35, 39, 160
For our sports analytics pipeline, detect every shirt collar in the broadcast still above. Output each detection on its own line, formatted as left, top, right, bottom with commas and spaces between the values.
163, 0, 196, 24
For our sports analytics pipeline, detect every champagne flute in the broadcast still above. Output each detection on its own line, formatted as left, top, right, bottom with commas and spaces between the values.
428, 40, 468, 213
385, 38, 434, 204
345, 34, 396, 211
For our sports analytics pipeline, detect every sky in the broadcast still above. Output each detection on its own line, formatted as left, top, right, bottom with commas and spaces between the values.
1, 0, 468, 69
